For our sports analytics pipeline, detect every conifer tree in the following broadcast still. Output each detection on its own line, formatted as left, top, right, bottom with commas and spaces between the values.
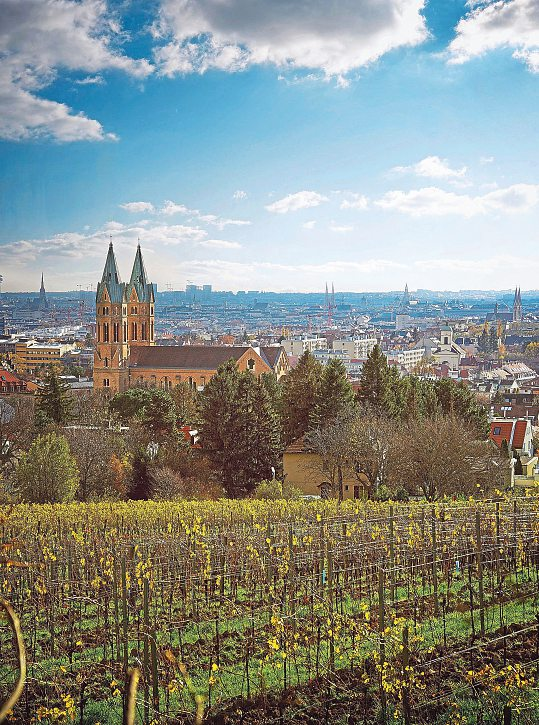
129, 450, 152, 499
281, 351, 324, 445
35, 367, 73, 426
313, 357, 356, 426
201, 361, 281, 496
358, 345, 393, 412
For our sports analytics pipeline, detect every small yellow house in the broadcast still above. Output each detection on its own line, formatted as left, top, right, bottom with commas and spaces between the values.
283, 438, 369, 499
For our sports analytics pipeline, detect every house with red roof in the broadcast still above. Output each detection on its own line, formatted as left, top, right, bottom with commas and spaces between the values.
489, 418, 534, 457
0, 368, 30, 394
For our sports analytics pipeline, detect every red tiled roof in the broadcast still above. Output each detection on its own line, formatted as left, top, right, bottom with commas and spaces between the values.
489, 419, 529, 450
0, 368, 22, 383
129, 345, 259, 370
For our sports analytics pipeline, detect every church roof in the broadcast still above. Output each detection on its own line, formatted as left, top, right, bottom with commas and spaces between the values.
128, 244, 154, 303
97, 242, 126, 303
129, 345, 267, 371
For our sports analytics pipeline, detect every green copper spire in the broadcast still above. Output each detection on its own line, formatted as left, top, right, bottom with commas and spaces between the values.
128, 242, 154, 303
97, 240, 126, 303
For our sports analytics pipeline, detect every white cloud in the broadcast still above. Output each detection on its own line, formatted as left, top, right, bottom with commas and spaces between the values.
266, 191, 329, 214
161, 200, 191, 216
199, 239, 242, 249
391, 155, 467, 179
233, 190, 248, 200
302, 220, 317, 229
0, 0, 152, 141
75, 75, 105, 85
448, 0, 539, 73
376, 183, 539, 217
340, 193, 369, 210
159, 199, 250, 229
120, 201, 156, 213
329, 222, 354, 233
153, 0, 428, 82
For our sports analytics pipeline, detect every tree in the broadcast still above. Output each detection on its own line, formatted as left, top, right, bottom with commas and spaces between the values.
35, 367, 73, 426
129, 450, 152, 500
110, 388, 177, 440
358, 344, 403, 415
489, 325, 498, 354
305, 412, 355, 500
313, 358, 356, 426
201, 361, 281, 496
65, 427, 124, 500
433, 379, 488, 436
0, 396, 34, 474
281, 351, 324, 445
349, 408, 400, 497
171, 381, 201, 427
15, 433, 79, 503
398, 416, 477, 501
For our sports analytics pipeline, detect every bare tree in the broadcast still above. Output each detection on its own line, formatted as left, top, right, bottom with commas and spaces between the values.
64, 427, 124, 500
398, 415, 478, 501
349, 408, 400, 497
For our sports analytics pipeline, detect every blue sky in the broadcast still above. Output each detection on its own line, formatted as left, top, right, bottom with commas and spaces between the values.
1, 0, 539, 293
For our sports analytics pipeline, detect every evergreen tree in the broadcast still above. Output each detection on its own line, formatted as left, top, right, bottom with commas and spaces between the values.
171, 381, 201, 426
514, 452, 523, 476
281, 351, 324, 445
489, 325, 498, 354
478, 328, 489, 355
16, 432, 79, 503
500, 438, 511, 459
129, 450, 152, 499
358, 345, 390, 411
433, 379, 488, 436
110, 388, 177, 440
35, 367, 73, 425
359, 345, 407, 416
313, 358, 356, 426
201, 360, 243, 495
201, 361, 281, 496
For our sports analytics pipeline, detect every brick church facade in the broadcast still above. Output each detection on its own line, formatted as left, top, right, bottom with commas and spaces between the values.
94, 243, 286, 393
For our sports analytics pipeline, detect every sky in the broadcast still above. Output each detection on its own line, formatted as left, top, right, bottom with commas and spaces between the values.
1, 0, 539, 294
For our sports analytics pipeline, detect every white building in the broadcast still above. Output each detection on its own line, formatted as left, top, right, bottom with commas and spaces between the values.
431, 325, 466, 371
282, 335, 328, 357
332, 336, 378, 359
386, 347, 426, 371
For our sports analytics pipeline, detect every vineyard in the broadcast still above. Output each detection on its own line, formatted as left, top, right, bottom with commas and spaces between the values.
1, 496, 539, 724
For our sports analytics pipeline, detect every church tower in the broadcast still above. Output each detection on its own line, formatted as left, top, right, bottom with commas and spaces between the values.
94, 242, 129, 391
39, 273, 48, 310
126, 243, 155, 348
512, 287, 522, 323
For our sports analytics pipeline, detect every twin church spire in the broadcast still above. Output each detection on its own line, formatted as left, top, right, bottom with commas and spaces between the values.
94, 241, 155, 391
97, 241, 154, 305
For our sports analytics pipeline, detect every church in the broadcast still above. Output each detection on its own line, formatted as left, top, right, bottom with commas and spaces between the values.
94, 243, 288, 392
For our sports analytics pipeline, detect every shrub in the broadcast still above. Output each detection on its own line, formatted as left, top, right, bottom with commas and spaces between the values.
15, 432, 79, 503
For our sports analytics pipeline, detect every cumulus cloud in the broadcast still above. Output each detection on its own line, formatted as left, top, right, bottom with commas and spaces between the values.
448, 0, 539, 73
302, 220, 317, 229
0, 0, 152, 141
266, 191, 329, 214
120, 201, 156, 213
153, 0, 428, 82
391, 155, 467, 179
233, 190, 248, 200
340, 193, 369, 210
376, 183, 539, 217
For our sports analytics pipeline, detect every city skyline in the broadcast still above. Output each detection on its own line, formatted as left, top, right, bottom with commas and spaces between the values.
1, 0, 539, 292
